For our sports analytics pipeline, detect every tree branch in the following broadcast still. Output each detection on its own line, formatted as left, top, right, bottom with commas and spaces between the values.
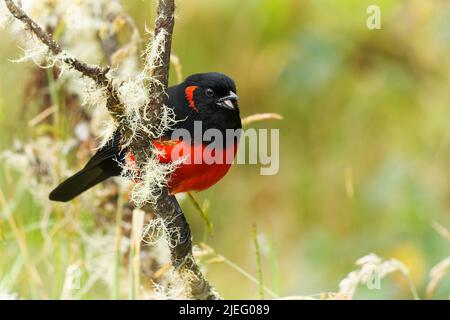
4, 0, 220, 300
131, 0, 220, 299
4, 0, 109, 84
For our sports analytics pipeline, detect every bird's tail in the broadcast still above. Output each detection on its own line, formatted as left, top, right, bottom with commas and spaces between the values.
49, 166, 111, 202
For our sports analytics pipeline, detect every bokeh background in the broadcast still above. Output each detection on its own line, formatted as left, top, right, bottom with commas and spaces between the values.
1, 0, 449, 299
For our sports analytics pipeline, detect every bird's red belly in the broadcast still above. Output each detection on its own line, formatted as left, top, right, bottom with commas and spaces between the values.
152, 140, 238, 194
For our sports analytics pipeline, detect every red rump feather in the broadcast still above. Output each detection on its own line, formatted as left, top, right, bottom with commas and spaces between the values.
185, 86, 199, 112
126, 140, 238, 194
154, 140, 237, 194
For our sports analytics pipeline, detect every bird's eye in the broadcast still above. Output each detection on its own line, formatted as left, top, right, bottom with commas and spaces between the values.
205, 88, 214, 97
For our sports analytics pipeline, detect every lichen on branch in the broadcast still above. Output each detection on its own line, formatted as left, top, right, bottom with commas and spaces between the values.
4, 0, 110, 84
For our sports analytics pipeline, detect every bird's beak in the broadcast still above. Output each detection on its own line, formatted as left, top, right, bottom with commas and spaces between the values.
217, 91, 238, 110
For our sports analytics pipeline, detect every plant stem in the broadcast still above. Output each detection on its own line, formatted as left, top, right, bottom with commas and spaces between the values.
252, 224, 264, 300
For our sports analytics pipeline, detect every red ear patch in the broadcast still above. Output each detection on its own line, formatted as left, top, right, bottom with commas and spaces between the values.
185, 86, 199, 112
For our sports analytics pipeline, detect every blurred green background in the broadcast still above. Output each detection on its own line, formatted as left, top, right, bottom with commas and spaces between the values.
1, 0, 450, 299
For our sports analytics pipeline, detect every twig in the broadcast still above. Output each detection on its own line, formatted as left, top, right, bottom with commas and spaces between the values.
170, 54, 184, 83
27, 106, 55, 127
5, 0, 219, 300
112, 187, 124, 300
252, 224, 265, 299
426, 256, 450, 298
198, 243, 278, 299
241, 113, 283, 127
187, 192, 214, 236
4, 0, 124, 122
4, 0, 109, 84
432, 221, 450, 241
129, 209, 145, 299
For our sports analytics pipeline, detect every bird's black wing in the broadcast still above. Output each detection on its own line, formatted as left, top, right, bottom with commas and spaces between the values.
49, 131, 124, 202
84, 130, 124, 171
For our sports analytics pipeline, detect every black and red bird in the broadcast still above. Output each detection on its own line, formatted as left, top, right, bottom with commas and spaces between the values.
49, 72, 241, 202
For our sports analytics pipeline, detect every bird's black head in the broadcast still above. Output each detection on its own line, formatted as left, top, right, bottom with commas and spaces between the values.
184, 72, 239, 113
167, 72, 241, 137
